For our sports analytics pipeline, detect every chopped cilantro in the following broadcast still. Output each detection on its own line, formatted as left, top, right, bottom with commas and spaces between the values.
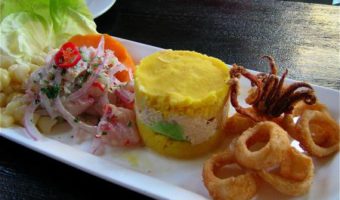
74, 70, 91, 88
50, 73, 55, 80
73, 117, 79, 123
41, 84, 60, 99
61, 68, 67, 75
74, 83, 82, 88
127, 121, 132, 127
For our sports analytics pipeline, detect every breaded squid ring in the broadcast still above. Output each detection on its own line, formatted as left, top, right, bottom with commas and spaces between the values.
274, 114, 297, 139
202, 151, 258, 200
258, 147, 314, 196
280, 147, 313, 181
292, 101, 329, 117
223, 109, 257, 136
234, 121, 290, 170
295, 110, 339, 157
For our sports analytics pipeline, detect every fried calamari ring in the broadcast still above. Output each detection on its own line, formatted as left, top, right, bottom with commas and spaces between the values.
224, 110, 256, 136
280, 147, 313, 181
202, 151, 258, 200
274, 114, 298, 140
295, 110, 339, 157
293, 101, 328, 117
258, 147, 314, 196
234, 121, 290, 170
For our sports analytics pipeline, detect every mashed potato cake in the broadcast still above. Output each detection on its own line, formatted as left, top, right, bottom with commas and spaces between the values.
134, 50, 230, 158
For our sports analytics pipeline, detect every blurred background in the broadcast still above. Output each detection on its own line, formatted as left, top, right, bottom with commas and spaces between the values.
95, 0, 340, 90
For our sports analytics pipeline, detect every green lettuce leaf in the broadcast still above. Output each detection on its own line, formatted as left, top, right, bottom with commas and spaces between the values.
0, 0, 97, 63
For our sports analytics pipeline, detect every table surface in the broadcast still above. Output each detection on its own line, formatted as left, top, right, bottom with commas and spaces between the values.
1, 0, 339, 199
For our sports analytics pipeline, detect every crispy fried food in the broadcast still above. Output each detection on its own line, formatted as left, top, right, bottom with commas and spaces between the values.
234, 121, 290, 170
224, 109, 256, 136
274, 114, 297, 139
295, 110, 339, 157
293, 101, 328, 117
202, 151, 258, 200
280, 147, 313, 181
229, 56, 316, 122
203, 55, 339, 199
258, 147, 314, 196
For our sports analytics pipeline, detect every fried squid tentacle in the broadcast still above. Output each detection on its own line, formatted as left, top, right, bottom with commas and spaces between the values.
228, 56, 317, 121
261, 55, 278, 75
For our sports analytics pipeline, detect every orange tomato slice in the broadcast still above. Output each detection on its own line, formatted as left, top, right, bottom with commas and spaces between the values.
68, 34, 135, 82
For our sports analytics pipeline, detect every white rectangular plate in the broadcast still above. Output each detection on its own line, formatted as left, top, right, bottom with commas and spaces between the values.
1, 38, 339, 200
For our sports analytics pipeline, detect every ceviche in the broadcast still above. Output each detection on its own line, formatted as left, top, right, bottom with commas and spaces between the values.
24, 36, 141, 154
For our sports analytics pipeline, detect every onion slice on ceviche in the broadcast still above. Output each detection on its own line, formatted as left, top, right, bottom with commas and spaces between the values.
24, 35, 141, 154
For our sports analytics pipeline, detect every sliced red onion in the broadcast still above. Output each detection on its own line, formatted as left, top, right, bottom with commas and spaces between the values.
34, 108, 49, 116
25, 66, 50, 101
64, 96, 95, 116
39, 92, 59, 119
24, 102, 43, 141
67, 36, 106, 101
110, 76, 124, 86
109, 63, 127, 77
53, 68, 62, 84
99, 91, 109, 105
96, 35, 105, 58
67, 57, 106, 101
127, 68, 134, 84
107, 63, 132, 87
25, 67, 44, 92
55, 96, 97, 133
115, 89, 134, 104
90, 137, 105, 155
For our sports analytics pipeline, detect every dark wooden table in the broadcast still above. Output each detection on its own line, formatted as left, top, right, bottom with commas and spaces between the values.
1, 0, 339, 199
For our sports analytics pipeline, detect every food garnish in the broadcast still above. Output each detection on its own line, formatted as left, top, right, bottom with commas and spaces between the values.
54, 42, 82, 68
40, 84, 61, 99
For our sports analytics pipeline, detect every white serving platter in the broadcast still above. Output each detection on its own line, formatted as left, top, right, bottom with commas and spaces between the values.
0, 38, 339, 200
86, 0, 116, 18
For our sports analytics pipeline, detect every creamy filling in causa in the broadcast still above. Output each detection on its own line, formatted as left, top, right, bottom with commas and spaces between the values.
136, 104, 228, 145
